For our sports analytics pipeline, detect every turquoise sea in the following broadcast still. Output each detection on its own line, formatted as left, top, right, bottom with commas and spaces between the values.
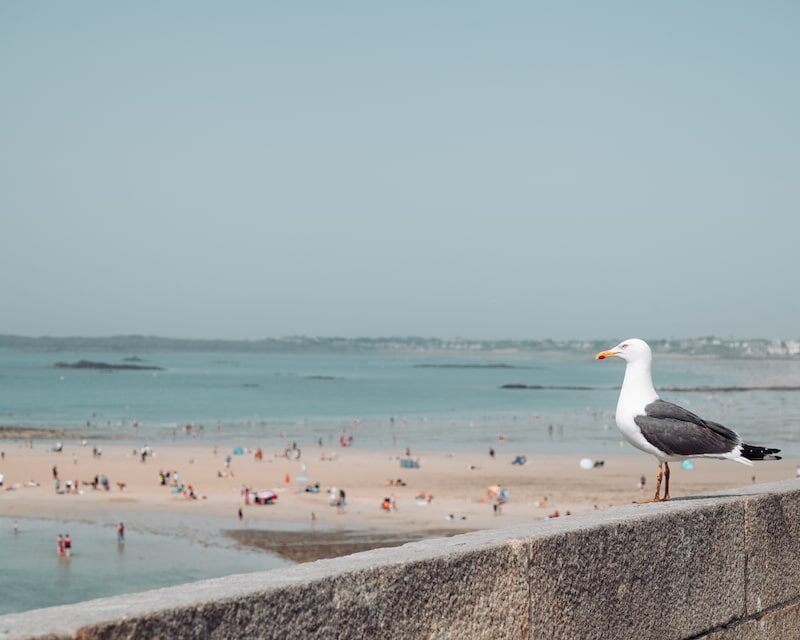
2, 348, 800, 615
1, 348, 799, 455
0, 515, 290, 616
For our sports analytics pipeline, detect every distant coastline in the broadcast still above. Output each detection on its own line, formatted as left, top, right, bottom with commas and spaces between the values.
0, 334, 799, 358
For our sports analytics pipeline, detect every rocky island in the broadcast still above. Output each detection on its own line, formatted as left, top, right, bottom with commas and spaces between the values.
52, 360, 164, 371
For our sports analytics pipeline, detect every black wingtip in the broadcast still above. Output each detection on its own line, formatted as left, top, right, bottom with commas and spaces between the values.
741, 443, 782, 461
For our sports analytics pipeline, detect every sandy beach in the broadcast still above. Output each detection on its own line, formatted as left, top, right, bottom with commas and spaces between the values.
1, 441, 797, 560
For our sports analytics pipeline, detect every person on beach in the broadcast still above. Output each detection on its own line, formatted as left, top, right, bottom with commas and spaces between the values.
117, 522, 125, 542
52, 465, 58, 480
57, 534, 64, 556
238, 507, 243, 521
64, 534, 72, 557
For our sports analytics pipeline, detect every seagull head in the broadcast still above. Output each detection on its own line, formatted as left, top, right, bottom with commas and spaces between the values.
595, 338, 652, 364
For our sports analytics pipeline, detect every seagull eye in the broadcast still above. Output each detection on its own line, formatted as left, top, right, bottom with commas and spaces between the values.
621, 344, 629, 349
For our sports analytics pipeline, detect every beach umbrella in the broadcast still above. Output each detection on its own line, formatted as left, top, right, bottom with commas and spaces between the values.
232, 446, 244, 456
681, 459, 695, 470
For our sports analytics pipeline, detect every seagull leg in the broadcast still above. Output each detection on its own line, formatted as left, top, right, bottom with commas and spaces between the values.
634, 463, 663, 504
662, 462, 671, 501
653, 463, 663, 501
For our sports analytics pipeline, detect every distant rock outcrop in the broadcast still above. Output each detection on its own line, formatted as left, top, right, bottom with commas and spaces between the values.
414, 363, 518, 369
500, 383, 597, 390
52, 360, 164, 371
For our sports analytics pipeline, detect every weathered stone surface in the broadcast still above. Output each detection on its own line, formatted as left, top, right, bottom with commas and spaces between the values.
743, 485, 800, 614
698, 601, 800, 639
1, 529, 531, 640
526, 501, 746, 640
3, 481, 800, 640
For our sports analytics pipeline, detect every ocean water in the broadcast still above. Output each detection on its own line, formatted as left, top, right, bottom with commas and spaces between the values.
2, 349, 800, 616
1, 349, 800, 454
0, 516, 289, 615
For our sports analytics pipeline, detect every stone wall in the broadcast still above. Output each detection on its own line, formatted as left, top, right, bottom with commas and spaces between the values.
2, 480, 800, 640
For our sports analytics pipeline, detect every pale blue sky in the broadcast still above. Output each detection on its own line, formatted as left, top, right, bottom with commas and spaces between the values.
1, 2, 798, 339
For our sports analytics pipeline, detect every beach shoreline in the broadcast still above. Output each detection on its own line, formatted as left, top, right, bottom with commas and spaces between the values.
2, 443, 797, 550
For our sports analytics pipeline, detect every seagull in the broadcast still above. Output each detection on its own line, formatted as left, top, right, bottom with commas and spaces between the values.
595, 338, 781, 503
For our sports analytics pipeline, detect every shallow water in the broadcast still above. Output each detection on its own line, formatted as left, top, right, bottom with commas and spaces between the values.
0, 516, 290, 615
1, 349, 799, 455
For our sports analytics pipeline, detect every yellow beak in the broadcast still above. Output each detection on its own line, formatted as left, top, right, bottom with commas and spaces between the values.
595, 349, 618, 360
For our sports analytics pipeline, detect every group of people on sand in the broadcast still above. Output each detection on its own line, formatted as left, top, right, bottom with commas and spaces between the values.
158, 469, 200, 500
338, 432, 354, 448
158, 469, 180, 486
329, 487, 347, 513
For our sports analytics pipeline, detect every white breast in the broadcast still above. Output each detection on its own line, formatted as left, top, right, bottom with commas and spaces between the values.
614, 359, 663, 459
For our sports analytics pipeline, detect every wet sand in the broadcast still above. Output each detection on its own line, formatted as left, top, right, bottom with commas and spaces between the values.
0, 426, 118, 440
224, 528, 469, 563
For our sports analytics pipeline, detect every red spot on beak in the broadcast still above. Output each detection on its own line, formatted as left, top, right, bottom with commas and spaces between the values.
597, 354, 606, 360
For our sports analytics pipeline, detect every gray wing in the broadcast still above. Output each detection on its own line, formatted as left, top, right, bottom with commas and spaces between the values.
633, 399, 740, 456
